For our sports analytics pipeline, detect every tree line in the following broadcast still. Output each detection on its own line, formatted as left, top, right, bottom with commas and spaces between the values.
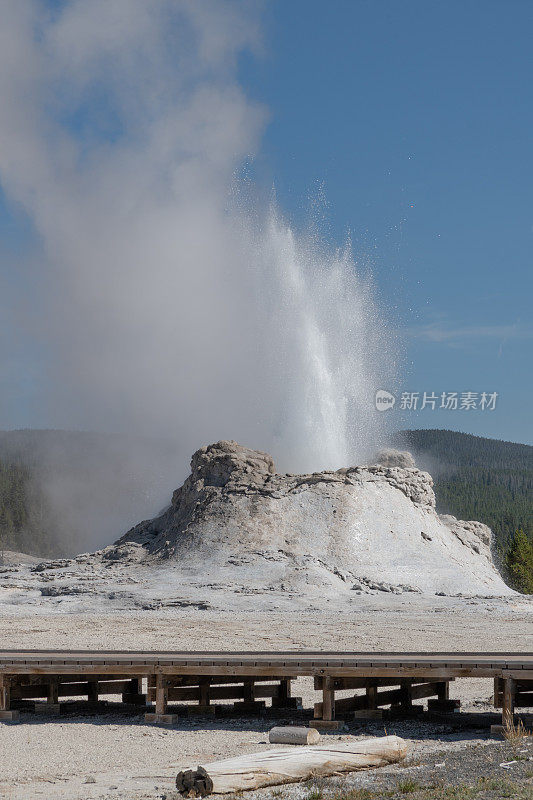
0, 460, 61, 558
0, 428, 532, 593
398, 429, 533, 593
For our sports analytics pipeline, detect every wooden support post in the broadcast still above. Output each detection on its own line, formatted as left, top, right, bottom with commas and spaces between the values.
427, 680, 459, 713
243, 680, 255, 703
322, 676, 335, 721
366, 684, 378, 709
122, 677, 146, 705
34, 676, 61, 714
145, 674, 177, 724
47, 678, 59, 705
0, 675, 10, 711
312, 677, 342, 728
271, 678, 300, 709
199, 679, 210, 707
400, 679, 413, 710
190, 678, 215, 715
87, 680, 99, 702
155, 674, 168, 715
0, 675, 19, 722
233, 680, 265, 713
494, 678, 502, 708
279, 679, 291, 702
502, 677, 515, 726
389, 680, 424, 717
437, 681, 449, 702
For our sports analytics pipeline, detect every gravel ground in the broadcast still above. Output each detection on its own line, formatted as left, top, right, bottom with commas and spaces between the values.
2, 705, 532, 800
0, 608, 532, 800
224, 737, 533, 800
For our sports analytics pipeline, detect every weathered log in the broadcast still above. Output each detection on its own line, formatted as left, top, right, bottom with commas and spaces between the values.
268, 726, 320, 745
176, 766, 213, 797
175, 735, 407, 795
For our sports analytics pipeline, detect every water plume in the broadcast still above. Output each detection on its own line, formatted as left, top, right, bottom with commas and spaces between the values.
248, 206, 395, 471
0, 1, 397, 549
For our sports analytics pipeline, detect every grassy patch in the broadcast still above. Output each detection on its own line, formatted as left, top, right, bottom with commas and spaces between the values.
503, 717, 532, 748
321, 774, 532, 800
397, 778, 422, 793
330, 790, 378, 800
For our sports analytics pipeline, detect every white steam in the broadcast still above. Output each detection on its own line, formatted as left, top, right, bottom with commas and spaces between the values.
0, 0, 396, 504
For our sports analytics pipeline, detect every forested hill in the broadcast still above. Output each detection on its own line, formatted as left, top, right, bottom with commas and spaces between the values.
395, 429, 533, 553
397, 429, 532, 472
0, 429, 181, 558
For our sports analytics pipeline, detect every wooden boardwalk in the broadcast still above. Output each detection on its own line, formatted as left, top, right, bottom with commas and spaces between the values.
1, 650, 532, 727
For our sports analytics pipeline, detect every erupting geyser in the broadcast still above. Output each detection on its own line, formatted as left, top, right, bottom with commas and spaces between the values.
239, 205, 397, 472
0, 0, 397, 487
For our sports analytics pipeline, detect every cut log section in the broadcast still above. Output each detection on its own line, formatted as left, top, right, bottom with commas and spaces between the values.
268, 726, 320, 745
175, 735, 408, 795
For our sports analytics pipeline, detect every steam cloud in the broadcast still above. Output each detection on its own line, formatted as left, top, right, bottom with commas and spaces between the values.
0, 1, 397, 549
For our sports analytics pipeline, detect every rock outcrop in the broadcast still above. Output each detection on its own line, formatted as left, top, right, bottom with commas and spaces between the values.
114, 440, 512, 597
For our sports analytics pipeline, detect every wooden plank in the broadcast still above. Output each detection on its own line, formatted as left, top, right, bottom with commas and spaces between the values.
11, 684, 48, 699
92, 680, 138, 695
502, 670, 533, 680
316, 677, 399, 691
165, 675, 287, 687
11, 679, 136, 699
148, 684, 283, 703
515, 691, 533, 706
330, 683, 445, 715
409, 682, 443, 701
1, 650, 532, 665
333, 688, 405, 714
12, 673, 125, 684
3, 654, 529, 680
1, 649, 530, 657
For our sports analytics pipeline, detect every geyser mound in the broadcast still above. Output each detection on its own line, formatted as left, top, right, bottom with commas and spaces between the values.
114, 440, 511, 597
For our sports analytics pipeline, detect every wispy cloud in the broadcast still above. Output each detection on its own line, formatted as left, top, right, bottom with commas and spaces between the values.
405, 321, 533, 343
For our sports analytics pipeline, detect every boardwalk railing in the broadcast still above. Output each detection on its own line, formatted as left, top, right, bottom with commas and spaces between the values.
0, 650, 532, 727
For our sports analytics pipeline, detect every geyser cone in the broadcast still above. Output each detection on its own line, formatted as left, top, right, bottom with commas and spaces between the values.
113, 440, 512, 598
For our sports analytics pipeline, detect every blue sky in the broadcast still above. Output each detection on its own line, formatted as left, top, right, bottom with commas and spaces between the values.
0, 0, 532, 447
240, 0, 533, 444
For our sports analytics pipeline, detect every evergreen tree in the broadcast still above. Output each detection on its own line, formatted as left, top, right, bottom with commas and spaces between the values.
505, 529, 533, 594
